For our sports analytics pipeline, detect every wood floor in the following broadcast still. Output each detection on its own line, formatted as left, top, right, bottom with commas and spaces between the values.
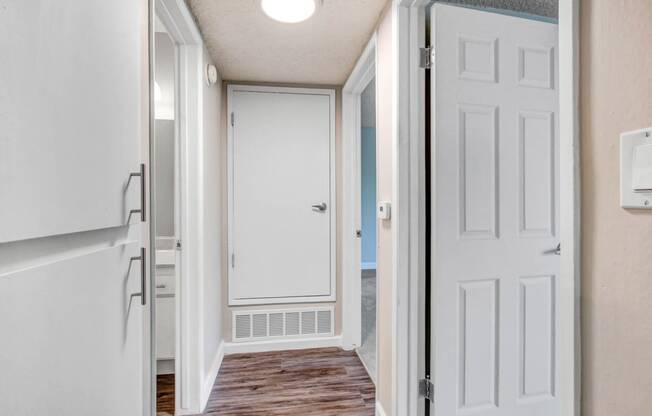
157, 347, 375, 416
156, 374, 175, 416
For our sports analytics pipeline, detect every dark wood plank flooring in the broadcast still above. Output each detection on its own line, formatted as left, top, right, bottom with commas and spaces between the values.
157, 347, 375, 416
156, 374, 175, 416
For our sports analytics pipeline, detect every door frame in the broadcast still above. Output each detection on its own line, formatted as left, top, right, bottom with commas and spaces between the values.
342, 34, 377, 351
151, 0, 205, 414
226, 84, 338, 306
396, 0, 581, 415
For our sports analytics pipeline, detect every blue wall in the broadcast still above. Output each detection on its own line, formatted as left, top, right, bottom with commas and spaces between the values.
361, 127, 377, 269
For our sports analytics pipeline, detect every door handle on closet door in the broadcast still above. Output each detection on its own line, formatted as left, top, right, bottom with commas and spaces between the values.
128, 164, 146, 222
130, 247, 147, 305
311, 202, 327, 212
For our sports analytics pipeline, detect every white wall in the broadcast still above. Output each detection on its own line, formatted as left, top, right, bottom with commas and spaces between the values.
154, 32, 176, 237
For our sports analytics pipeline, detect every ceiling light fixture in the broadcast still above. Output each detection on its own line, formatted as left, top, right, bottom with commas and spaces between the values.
260, 0, 320, 24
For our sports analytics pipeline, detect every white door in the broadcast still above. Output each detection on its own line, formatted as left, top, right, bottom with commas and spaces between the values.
431, 5, 559, 416
0, 1, 149, 415
228, 85, 335, 305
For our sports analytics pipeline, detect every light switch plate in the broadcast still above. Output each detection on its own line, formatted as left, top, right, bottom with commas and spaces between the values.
621, 127, 652, 209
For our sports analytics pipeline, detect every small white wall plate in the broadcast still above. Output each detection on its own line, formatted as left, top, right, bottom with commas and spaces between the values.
206, 64, 218, 85
620, 127, 652, 209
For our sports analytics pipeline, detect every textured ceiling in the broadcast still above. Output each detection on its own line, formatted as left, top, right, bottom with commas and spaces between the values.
440, 0, 558, 18
186, 0, 389, 85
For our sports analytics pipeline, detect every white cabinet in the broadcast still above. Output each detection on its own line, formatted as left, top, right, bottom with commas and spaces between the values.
156, 264, 175, 368
0, 0, 144, 243
0, 244, 144, 415
156, 296, 175, 361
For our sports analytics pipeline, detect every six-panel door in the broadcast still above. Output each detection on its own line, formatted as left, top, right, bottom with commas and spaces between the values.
432, 4, 560, 416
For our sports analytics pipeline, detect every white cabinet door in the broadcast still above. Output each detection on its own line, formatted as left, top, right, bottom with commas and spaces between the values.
0, 0, 144, 242
0, 1, 148, 415
0, 243, 145, 416
431, 5, 560, 416
228, 86, 336, 305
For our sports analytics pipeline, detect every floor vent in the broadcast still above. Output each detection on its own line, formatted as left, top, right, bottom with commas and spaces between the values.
232, 306, 334, 342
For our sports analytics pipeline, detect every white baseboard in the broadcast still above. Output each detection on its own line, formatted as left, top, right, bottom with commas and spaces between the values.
224, 335, 342, 355
361, 262, 377, 270
376, 401, 387, 416
354, 348, 377, 386
199, 340, 225, 412
156, 358, 175, 375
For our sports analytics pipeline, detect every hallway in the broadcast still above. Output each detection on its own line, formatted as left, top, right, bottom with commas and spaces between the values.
157, 348, 375, 416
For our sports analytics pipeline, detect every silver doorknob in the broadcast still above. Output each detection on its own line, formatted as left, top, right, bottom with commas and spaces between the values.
543, 243, 561, 255
312, 202, 327, 212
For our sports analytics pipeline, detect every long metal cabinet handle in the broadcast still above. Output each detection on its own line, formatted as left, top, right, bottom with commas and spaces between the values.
129, 163, 146, 222
130, 247, 147, 306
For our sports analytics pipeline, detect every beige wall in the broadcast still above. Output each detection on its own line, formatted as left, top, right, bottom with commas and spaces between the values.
375, 5, 395, 414
581, 2, 652, 415
219, 82, 344, 341
201, 47, 225, 378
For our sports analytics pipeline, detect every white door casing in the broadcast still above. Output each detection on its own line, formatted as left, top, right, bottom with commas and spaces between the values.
227, 85, 336, 305
0, 1, 148, 415
431, 5, 559, 416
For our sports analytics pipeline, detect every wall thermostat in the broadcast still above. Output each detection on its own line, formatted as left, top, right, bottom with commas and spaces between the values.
377, 201, 391, 220
620, 127, 652, 208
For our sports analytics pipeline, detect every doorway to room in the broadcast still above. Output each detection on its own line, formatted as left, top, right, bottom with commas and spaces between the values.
358, 78, 378, 382
152, 16, 180, 416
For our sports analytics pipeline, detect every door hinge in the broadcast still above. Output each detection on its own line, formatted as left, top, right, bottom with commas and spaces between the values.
355, 229, 362, 238
230, 112, 235, 126
419, 47, 435, 69
419, 377, 434, 402
175, 239, 182, 251
231, 253, 235, 268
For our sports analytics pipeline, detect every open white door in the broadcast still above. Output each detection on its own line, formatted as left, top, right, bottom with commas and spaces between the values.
0, 1, 149, 415
431, 4, 559, 416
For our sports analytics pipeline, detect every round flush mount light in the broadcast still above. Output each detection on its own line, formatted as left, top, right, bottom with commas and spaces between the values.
260, 0, 321, 23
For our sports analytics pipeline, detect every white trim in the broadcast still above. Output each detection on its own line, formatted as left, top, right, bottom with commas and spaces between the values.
394, 2, 429, 416
558, 0, 581, 415
376, 401, 388, 416
152, 1, 205, 415
226, 84, 337, 306
392, 1, 423, 415
342, 34, 377, 351
223, 335, 343, 355
199, 341, 224, 412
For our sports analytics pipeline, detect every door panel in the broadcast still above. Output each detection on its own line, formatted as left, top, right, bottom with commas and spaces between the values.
0, 1, 148, 415
228, 86, 335, 305
431, 5, 559, 416
0, 0, 143, 242
0, 244, 144, 416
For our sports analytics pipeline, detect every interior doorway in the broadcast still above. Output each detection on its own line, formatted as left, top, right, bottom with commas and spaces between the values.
153, 15, 180, 416
358, 78, 378, 382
